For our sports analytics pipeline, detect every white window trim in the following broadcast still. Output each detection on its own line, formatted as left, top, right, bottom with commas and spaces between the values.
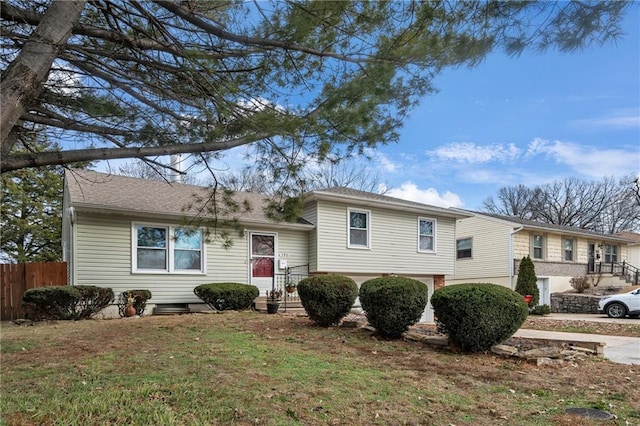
417, 217, 437, 253
347, 208, 371, 249
132, 222, 206, 274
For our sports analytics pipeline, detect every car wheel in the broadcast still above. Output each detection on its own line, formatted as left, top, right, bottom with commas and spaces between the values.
605, 303, 627, 319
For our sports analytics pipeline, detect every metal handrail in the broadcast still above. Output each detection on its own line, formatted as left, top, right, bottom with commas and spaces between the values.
273, 264, 309, 311
595, 261, 640, 285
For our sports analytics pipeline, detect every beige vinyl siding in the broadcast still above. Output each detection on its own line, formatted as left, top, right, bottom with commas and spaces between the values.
314, 201, 456, 275
74, 214, 308, 304
271, 228, 309, 272
302, 202, 318, 272
451, 216, 513, 281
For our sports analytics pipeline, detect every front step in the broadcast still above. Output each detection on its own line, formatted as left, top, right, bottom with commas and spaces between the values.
254, 297, 305, 313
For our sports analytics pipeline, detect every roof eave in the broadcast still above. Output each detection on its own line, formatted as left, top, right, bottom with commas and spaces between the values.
306, 192, 473, 219
72, 204, 315, 230
469, 212, 633, 243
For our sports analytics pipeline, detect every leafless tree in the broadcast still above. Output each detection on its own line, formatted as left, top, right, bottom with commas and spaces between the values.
482, 176, 640, 233
218, 158, 388, 195
482, 184, 539, 219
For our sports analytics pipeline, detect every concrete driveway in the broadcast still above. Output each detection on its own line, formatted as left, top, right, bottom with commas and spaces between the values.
518, 313, 640, 365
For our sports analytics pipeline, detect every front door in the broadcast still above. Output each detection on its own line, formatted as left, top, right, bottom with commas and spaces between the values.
250, 233, 275, 293
588, 243, 596, 273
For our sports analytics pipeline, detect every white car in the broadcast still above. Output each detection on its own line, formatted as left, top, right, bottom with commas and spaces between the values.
598, 288, 640, 318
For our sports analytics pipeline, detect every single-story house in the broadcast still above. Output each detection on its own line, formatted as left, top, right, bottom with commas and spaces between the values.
62, 170, 471, 321
447, 212, 636, 304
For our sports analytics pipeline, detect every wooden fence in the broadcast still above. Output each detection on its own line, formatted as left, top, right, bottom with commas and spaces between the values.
1, 262, 68, 321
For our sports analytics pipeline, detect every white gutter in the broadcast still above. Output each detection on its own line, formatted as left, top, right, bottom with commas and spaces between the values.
69, 207, 77, 285
509, 226, 524, 289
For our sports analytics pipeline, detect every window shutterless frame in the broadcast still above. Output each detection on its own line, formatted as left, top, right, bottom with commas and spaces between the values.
562, 238, 574, 262
132, 223, 205, 274
347, 208, 371, 249
532, 234, 544, 259
456, 237, 472, 259
417, 217, 436, 253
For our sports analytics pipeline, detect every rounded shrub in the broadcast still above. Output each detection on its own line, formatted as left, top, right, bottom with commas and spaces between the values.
74, 285, 115, 319
430, 283, 528, 352
118, 289, 153, 317
194, 283, 259, 311
22, 285, 114, 320
297, 275, 358, 327
359, 276, 428, 338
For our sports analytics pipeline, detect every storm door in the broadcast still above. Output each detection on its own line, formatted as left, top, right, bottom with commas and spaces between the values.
250, 233, 275, 292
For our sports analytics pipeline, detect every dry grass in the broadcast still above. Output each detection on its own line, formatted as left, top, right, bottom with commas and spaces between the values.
1, 312, 638, 425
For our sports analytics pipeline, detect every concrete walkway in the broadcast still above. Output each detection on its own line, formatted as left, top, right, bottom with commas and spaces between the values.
534, 313, 640, 325
517, 314, 640, 365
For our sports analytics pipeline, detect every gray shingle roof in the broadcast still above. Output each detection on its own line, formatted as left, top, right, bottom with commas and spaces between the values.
474, 211, 633, 243
65, 169, 312, 226
306, 186, 471, 219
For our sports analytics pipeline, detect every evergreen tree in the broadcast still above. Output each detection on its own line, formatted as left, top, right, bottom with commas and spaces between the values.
1, 1, 630, 173
1, 139, 86, 262
515, 256, 539, 306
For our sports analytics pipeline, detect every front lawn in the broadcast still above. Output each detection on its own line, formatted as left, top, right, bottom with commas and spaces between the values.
1, 312, 638, 425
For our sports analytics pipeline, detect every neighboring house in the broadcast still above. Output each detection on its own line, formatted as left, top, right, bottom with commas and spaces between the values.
62, 170, 470, 321
616, 232, 640, 270
447, 212, 635, 305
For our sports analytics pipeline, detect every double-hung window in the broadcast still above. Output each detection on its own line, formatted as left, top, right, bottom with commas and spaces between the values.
134, 224, 204, 273
603, 244, 618, 263
456, 238, 472, 259
532, 234, 544, 259
348, 209, 370, 248
418, 218, 436, 253
562, 238, 574, 261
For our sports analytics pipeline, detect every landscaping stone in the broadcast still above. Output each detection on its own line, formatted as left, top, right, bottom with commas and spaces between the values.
550, 293, 602, 314
491, 344, 519, 356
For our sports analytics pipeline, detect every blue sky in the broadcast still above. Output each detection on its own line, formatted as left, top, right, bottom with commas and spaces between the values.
374, 8, 640, 209
98, 7, 639, 210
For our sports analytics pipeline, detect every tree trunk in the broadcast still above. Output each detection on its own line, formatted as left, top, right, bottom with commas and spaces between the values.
0, 0, 86, 155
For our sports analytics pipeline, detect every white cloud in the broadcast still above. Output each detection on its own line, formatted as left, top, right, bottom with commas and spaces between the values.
524, 138, 639, 178
427, 142, 521, 163
386, 182, 464, 208
570, 109, 640, 129
374, 152, 399, 172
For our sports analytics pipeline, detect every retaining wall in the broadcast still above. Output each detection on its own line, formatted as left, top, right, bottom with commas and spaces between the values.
550, 293, 602, 314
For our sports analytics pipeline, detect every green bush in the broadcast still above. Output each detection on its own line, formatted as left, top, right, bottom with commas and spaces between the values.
118, 289, 153, 317
297, 275, 358, 327
430, 283, 528, 352
530, 304, 551, 316
23, 285, 114, 321
515, 256, 539, 306
359, 276, 428, 338
194, 283, 259, 311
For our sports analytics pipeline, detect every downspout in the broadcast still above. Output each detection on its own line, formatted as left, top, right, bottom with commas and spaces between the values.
509, 226, 524, 289
69, 207, 77, 286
